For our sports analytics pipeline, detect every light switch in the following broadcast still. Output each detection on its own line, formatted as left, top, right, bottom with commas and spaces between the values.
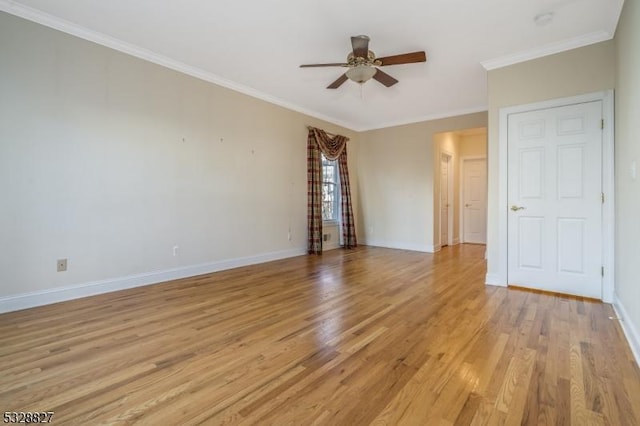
631, 161, 637, 181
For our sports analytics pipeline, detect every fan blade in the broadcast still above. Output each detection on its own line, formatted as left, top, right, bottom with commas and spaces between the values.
377, 51, 427, 66
327, 73, 348, 89
351, 35, 370, 58
373, 69, 399, 87
300, 63, 348, 68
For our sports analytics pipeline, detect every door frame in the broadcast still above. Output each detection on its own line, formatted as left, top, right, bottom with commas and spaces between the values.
439, 151, 454, 248
494, 90, 614, 302
460, 155, 487, 244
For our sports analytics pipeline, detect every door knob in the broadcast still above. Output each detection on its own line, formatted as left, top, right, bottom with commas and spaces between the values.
510, 205, 526, 211
465, 203, 471, 208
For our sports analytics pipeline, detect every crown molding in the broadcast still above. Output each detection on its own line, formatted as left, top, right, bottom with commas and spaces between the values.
480, 30, 613, 71
0, 0, 358, 131
0, 1, 498, 133
357, 105, 488, 132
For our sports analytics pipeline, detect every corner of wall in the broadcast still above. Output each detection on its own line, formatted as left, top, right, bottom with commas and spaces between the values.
613, 293, 640, 367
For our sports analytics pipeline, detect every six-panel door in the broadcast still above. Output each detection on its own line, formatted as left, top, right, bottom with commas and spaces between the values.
507, 101, 603, 298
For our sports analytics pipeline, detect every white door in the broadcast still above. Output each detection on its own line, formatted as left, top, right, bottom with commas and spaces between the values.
507, 101, 602, 298
462, 159, 487, 244
440, 155, 450, 247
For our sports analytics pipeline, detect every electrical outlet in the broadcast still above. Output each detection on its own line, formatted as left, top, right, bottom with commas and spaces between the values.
57, 258, 67, 272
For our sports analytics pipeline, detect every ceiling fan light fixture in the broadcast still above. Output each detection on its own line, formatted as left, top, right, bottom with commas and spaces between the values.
346, 65, 377, 84
299, 35, 426, 89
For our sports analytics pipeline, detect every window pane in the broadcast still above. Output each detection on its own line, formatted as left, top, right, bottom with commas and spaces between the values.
322, 182, 335, 220
321, 154, 339, 221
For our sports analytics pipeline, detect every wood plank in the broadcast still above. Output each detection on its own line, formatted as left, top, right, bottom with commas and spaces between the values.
0, 245, 638, 424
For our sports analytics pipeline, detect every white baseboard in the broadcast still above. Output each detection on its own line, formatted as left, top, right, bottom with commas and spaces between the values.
613, 293, 640, 367
362, 239, 433, 253
485, 273, 507, 287
0, 247, 307, 314
452, 238, 460, 245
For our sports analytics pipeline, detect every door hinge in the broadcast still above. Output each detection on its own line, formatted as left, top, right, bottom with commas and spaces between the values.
601, 119, 604, 129
601, 266, 604, 277
601, 192, 605, 204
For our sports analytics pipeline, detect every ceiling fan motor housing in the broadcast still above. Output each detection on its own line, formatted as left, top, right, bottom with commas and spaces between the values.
347, 51, 381, 67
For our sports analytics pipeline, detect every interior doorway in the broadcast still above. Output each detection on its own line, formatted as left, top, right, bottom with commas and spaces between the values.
507, 100, 602, 298
433, 127, 487, 251
495, 91, 614, 301
461, 157, 487, 244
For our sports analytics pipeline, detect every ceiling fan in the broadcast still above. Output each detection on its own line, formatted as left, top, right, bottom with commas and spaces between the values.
300, 35, 426, 89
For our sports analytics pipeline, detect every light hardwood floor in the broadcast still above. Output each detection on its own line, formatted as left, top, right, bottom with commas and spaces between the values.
1, 245, 639, 425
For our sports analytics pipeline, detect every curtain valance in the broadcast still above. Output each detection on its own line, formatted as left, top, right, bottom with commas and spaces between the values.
308, 127, 349, 160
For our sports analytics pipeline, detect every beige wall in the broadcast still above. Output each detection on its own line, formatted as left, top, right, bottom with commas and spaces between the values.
486, 41, 616, 282
459, 132, 487, 158
614, 0, 640, 351
357, 112, 487, 252
0, 12, 359, 301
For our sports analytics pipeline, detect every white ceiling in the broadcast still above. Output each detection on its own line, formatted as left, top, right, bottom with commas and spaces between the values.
0, 0, 624, 131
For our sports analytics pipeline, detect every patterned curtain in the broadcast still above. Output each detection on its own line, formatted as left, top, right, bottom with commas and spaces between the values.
307, 131, 323, 254
338, 152, 357, 248
307, 127, 358, 254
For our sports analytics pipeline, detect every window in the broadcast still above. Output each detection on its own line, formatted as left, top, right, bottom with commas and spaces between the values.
321, 154, 340, 222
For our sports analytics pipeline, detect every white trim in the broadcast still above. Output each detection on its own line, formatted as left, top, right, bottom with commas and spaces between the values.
485, 273, 507, 287
361, 239, 433, 253
447, 154, 454, 247
0, 0, 356, 131
613, 293, 640, 367
363, 105, 488, 132
322, 220, 340, 227
601, 91, 615, 303
496, 90, 615, 301
452, 237, 460, 245
459, 155, 488, 244
481, 31, 612, 71
0, 247, 306, 314
0, 1, 488, 133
